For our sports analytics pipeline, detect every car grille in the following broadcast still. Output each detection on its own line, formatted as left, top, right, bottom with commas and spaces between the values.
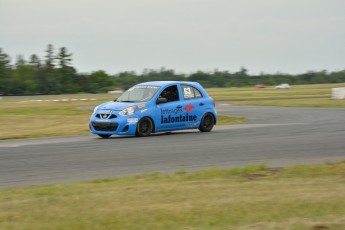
96, 114, 117, 119
92, 122, 118, 132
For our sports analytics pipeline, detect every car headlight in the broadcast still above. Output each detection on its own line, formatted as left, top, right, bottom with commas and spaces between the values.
119, 106, 137, 116
92, 106, 99, 114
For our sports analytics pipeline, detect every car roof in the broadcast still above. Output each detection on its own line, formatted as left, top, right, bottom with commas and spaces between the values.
137, 81, 201, 87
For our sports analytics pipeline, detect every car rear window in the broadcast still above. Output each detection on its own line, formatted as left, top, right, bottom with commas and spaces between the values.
182, 85, 203, 100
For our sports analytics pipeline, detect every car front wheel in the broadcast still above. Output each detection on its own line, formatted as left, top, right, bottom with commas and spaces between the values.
136, 117, 153, 137
198, 113, 215, 132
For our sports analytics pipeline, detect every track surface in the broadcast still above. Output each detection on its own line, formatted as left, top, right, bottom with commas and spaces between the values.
1, 105, 345, 188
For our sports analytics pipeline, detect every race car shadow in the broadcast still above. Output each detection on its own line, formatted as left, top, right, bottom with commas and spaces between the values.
97, 130, 203, 139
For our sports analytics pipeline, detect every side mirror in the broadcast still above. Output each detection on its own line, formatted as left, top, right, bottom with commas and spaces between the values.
156, 97, 168, 104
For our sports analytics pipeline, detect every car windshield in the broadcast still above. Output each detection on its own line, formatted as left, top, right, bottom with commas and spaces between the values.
116, 85, 160, 102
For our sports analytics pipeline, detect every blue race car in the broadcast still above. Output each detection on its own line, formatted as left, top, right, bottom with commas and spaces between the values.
89, 81, 217, 138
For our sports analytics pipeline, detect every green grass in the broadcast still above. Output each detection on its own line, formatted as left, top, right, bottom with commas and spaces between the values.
217, 114, 247, 125
1, 162, 345, 229
1, 83, 344, 139
0, 95, 246, 139
1, 84, 344, 228
208, 83, 345, 108
232, 98, 345, 108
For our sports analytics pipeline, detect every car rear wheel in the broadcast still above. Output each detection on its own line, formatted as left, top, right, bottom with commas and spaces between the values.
136, 117, 153, 137
98, 134, 111, 138
198, 113, 215, 132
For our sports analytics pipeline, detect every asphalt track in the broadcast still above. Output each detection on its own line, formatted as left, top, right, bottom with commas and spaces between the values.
1, 105, 345, 188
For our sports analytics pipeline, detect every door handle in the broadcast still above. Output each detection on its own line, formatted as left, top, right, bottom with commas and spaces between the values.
199, 103, 205, 106
176, 105, 182, 108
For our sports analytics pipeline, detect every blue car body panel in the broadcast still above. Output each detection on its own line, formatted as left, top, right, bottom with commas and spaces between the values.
89, 81, 217, 136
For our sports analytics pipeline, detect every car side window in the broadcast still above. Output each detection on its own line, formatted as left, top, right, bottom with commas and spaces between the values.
158, 85, 179, 102
193, 87, 202, 98
182, 85, 203, 100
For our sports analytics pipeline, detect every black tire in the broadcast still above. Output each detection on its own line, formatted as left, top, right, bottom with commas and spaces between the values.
136, 117, 153, 137
98, 134, 111, 138
198, 113, 215, 132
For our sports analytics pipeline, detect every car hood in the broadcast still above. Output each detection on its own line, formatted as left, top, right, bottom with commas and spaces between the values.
97, 101, 143, 111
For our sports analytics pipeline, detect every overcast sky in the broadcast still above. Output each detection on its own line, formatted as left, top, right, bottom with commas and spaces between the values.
1, 0, 344, 75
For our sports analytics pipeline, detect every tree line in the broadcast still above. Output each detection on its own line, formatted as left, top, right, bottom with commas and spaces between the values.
1, 45, 345, 95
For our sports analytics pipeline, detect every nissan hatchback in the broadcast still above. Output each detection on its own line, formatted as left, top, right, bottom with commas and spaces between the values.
89, 81, 217, 138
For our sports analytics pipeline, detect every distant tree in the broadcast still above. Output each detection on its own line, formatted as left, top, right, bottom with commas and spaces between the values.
211, 70, 228, 87
15, 55, 26, 67
235, 67, 248, 77
12, 64, 38, 95
2, 44, 345, 95
141, 68, 185, 82
0, 48, 11, 70
189, 71, 211, 87
56, 47, 72, 68
115, 71, 139, 90
0, 48, 12, 95
86, 70, 116, 93
55, 47, 77, 93
327, 70, 345, 83
29, 54, 41, 67
44, 44, 55, 69
40, 44, 59, 94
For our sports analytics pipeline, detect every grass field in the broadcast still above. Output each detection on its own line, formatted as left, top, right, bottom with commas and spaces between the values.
0, 95, 246, 140
1, 162, 345, 229
1, 84, 345, 229
207, 83, 345, 108
0, 83, 344, 139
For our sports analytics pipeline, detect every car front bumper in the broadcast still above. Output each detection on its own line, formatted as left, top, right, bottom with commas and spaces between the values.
89, 115, 139, 136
